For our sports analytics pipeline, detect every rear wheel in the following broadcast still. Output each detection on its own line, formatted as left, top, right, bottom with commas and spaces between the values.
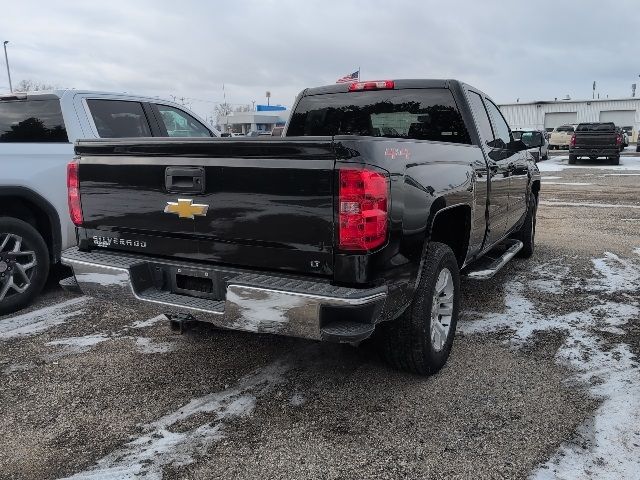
610, 155, 620, 165
568, 155, 577, 164
380, 242, 460, 375
0, 217, 49, 315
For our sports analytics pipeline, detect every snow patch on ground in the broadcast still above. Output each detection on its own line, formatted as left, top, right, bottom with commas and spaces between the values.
2, 362, 33, 374
0, 297, 88, 341
540, 200, 640, 209
543, 182, 593, 186
590, 252, 640, 293
460, 252, 640, 479
130, 314, 167, 329
134, 337, 176, 354
538, 156, 640, 172
534, 337, 640, 480
46, 334, 110, 355
528, 263, 573, 294
61, 360, 289, 479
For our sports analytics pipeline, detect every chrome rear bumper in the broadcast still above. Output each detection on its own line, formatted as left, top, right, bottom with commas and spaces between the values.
61, 247, 386, 342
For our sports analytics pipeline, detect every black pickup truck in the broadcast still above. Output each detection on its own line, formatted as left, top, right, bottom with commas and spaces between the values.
61, 79, 541, 375
569, 122, 622, 165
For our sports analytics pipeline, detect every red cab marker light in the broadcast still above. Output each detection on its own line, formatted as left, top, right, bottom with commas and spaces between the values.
348, 80, 395, 92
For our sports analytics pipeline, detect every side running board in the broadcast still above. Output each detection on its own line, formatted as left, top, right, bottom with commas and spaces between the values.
463, 239, 523, 280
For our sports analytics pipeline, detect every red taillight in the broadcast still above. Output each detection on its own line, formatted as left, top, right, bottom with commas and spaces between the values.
569, 134, 576, 147
616, 134, 622, 145
67, 159, 83, 226
348, 80, 394, 92
338, 168, 389, 251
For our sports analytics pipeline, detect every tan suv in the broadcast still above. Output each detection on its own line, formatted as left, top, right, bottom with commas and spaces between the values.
549, 124, 575, 149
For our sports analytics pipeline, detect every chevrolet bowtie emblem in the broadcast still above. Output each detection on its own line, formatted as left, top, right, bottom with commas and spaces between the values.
164, 199, 209, 219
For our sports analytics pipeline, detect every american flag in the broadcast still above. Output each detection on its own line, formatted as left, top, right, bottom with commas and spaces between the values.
336, 70, 360, 83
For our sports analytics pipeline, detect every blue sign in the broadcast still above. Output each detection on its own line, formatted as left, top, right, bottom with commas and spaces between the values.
257, 105, 286, 112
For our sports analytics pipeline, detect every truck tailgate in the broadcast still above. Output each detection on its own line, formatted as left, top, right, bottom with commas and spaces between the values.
574, 132, 618, 147
76, 139, 336, 276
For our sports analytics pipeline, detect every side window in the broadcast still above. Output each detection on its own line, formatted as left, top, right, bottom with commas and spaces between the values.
154, 104, 211, 137
0, 99, 68, 142
87, 100, 152, 138
484, 99, 511, 148
466, 91, 494, 144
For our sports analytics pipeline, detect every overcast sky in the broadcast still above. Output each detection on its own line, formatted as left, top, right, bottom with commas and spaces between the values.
1, 0, 637, 119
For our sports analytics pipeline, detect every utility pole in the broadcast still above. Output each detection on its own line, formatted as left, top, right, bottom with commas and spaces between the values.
3, 41, 12, 93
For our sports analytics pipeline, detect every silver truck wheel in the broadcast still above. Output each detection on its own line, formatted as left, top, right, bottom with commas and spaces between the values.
0, 218, 49, 315
430, 267, 454, 352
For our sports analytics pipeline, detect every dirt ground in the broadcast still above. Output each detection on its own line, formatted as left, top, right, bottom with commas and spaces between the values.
1, 155, 638, 479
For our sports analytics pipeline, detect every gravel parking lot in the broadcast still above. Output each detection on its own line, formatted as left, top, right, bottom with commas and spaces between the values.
1, 155, 638, 480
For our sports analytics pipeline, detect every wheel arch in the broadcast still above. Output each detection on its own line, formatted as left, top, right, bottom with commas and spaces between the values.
411, 202, 471, 292
0, 187, 62, 263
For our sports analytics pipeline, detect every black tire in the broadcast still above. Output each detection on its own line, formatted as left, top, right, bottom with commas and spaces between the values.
379, 242, 460, 375
568, 155, 577, 165
610, 156, 620, 166
0, 217, 50, 315
512, 194, 537, 259
542, 152, 548, 160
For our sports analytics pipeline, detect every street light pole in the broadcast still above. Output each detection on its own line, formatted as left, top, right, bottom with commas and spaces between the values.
3, 41, 13, 93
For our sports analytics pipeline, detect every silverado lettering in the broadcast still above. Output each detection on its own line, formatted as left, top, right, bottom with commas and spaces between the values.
93, 236, 147, 248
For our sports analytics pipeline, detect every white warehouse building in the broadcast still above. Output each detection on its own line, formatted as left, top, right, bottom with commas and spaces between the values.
499, 98, 640, 142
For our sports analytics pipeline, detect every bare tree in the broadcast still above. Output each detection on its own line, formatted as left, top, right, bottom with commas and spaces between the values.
14, 79, 56, 92
214, 102, 234, 126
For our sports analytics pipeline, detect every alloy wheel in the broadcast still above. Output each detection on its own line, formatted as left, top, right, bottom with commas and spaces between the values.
430, 267, 454, 352
0, 233, 38, 302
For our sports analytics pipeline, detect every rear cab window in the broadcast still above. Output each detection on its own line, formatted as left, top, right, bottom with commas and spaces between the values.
287, 88, 471, 144
0, 98, 68, 142
576, 123, 615, 132
86, 99, 152, 138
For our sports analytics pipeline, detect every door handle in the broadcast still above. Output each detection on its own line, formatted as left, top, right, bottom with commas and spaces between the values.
165, 167, 205, 194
